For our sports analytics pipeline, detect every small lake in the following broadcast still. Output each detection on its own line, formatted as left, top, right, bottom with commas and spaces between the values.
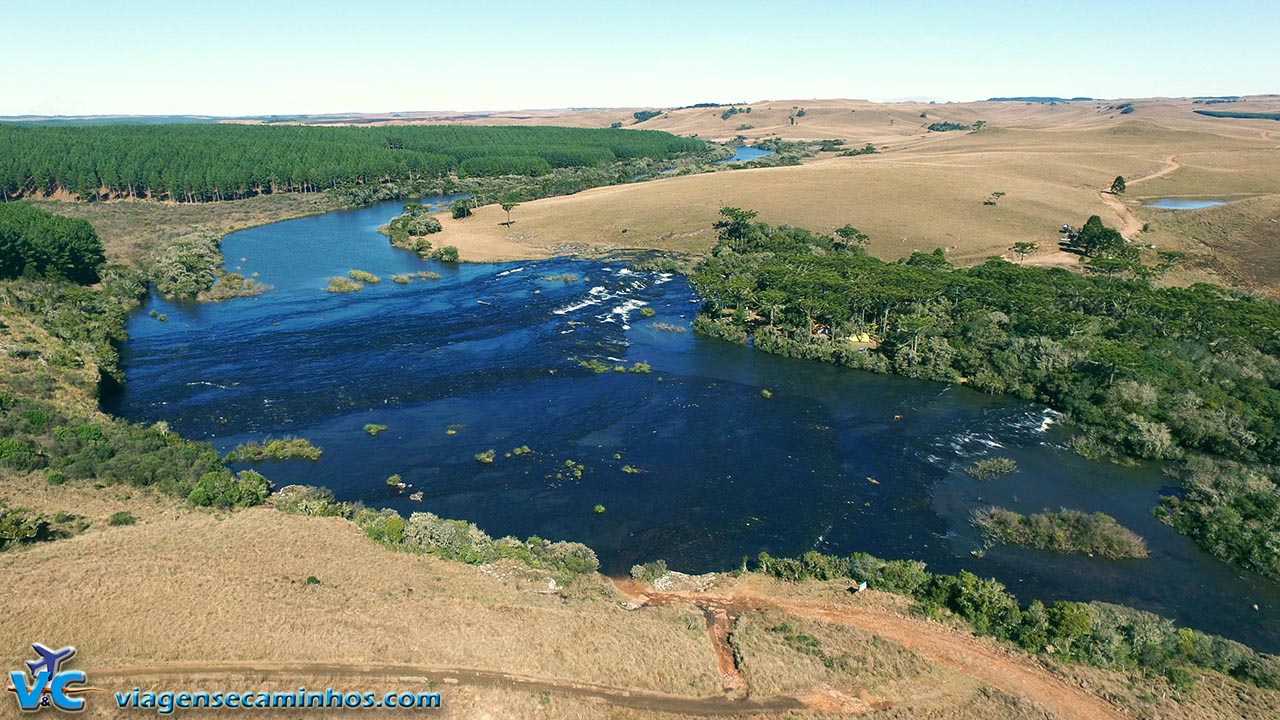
105, 198, 1280, 653
716, 146, 775, 163
1145, 198, 1228, 210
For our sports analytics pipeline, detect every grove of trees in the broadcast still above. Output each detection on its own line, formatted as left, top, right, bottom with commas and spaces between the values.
0, 203, 105, 283
0, 123, 703, 203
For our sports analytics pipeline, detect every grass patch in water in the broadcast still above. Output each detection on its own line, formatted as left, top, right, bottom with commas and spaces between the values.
968, 457, 1018, 480
639, 307, 656, 317
972, 506, 1149, 559
628, 362, 652, 373
544, 274, 579, 283
475, 449, 496, 464
326, 277, 363, 293
416, 271, 441, 280
225, 436, 322, 462
364, 423, 388, 436
348, 269, 380, 283
651, 322, 686, 333
391, 274, 411, 284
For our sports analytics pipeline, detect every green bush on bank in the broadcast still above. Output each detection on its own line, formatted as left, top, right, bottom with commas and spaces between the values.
274, 485, 599, 579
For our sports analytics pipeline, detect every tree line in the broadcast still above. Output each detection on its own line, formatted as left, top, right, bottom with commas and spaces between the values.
0, 123, 704, 203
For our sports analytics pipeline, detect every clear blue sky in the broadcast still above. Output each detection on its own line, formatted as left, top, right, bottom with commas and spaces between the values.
4, 0, 1276, 116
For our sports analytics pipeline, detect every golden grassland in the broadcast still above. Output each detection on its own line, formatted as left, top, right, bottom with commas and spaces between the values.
417, 97, 1280, 290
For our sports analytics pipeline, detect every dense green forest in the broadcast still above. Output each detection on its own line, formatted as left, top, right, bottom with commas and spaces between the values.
0, 203, 105, 283
689, 208, 1280, 579
0, 123, 704, 202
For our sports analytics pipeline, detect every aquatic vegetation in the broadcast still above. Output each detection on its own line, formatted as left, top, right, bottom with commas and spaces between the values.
391, 274, 411, 284
445, 424, 464, 435
325, 277, 363, 293
577, 358, 611, 374
200, 272, 270, 302
415, 271, 441, 280
512, 445, 532, 456
364, 423, 388, 436
968, 457, 1018, 480
593, 504, 606, 514
650, 322, 687, 333
971, 506, 1149, 559
639, 307, 656, 317
225, 436, 322, 462
386, 474, 406, 492
621, 465, 641, 474
628, 362, 652, 373
760, 388, 773, 399
563, 459, 584, 479
348, 269, 380, 283
156, 314, 168, 322
543, 274, 579, 283
474, 449, 496, 463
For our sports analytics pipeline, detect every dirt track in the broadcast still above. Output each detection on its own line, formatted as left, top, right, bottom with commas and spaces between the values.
89, 662, 805, 716
1100, 154, 1181, 238
87, 582, 1126, 719
617, 581, 1126, 720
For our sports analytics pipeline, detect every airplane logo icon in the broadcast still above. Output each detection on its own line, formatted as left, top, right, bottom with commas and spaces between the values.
26, 644, 76, 679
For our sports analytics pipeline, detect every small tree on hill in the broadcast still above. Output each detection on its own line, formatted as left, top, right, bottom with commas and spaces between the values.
1010, 241, 1038, 263
833, 225, 869, 253
500, 199, 519, 226
1111, 175, 1126, 194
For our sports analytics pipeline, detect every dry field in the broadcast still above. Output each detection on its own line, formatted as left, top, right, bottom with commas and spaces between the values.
2, 477, 1278, 719
422, 97, 1280, 289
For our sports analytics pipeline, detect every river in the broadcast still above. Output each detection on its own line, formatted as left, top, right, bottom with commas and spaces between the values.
104, 197, 1280, 653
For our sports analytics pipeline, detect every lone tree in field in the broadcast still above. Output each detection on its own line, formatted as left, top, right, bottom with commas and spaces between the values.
1010, 241, 1038, 263
833, 225, 869, 253
500, 198, 519, 226
1111, 175, 1126, 194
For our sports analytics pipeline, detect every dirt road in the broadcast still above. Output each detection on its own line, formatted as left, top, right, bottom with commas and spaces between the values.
1100, 154, 1181, 238
618, 581, 1126, 720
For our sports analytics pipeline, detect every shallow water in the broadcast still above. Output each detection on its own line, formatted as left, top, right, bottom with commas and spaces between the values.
106, 198, 1280, 652
1145, 198, 1227, 210
715, 146, 775, 163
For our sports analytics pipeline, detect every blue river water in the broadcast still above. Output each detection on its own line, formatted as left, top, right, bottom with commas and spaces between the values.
1145, 198, 1228, 210
716, 146, 775, 163
105, 197, 1280, 652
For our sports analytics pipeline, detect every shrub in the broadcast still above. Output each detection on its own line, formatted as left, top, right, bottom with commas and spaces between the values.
107, 510, 136, 526
225, 437, 322, 462
630, 559, 668, 583
450, 200, 473, 219
431, 246, 459, 263
273, 485, 349, 517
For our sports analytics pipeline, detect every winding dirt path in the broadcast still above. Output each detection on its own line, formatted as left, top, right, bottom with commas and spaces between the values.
89, 662, 805, 716
1099, 154, 1181, 238
618, 582, 1126, 720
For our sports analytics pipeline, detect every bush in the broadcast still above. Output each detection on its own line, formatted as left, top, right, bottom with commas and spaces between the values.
187, 469, 272, 509
225, 437, 322, 462
107, 510, 136, 526
450, 200, 473, 219
630, 559, 668, 583
431, 246, 459, 263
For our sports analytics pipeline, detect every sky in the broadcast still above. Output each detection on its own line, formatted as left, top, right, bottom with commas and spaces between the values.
3, 0, 1276, 116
